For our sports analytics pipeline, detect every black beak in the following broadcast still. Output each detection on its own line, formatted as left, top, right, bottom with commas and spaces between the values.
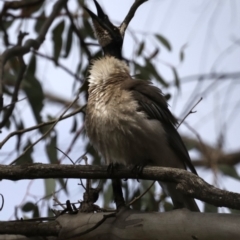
84, 0, 118, 39
84, 0, 104, 20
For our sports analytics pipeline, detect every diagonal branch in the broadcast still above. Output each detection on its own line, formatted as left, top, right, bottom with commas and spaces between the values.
119, 0, 148, 36
0, 105, 84, 149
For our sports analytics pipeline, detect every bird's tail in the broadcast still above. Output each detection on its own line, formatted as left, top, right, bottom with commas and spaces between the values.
159, 182, 200, 212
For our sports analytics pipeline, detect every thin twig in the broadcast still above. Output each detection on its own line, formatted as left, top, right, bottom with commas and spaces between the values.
169, 72, 240, 86
127, 181, 155, 206
183, 121, 212, 165
33, 50, 84, 82
72, 212, 116, 238
10, 95, 80, 165
56, 147, 75, 165
0, 105, 85, 149
1, 97, 27, 110
178, 97, 203, 129
59, 125, 85, 162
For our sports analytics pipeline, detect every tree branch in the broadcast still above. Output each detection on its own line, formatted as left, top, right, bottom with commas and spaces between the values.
120, 0, 148, 36
1, 209, 240, 239
1, 164, 240, 210
0, 220, 60, 237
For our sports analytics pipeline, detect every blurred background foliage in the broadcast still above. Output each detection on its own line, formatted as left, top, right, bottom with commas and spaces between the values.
0, 0, 240, 219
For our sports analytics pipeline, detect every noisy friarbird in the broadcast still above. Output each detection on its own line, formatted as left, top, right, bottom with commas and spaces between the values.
85, 0, 199, 212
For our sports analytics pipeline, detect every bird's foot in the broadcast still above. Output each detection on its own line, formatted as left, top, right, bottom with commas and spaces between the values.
107, 162, 123, 174
132, 164, 145, 181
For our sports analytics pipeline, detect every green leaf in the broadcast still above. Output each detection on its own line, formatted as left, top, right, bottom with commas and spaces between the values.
137, 42, 145, 56
48, 207, 54, 217
172, 67, 180, 89
155, 34, 171, 51
164, 93, 171, 101
70, 116, 78, 133
204, 202, 218, 213
82, 19, 95, 39
27, 54, 36, 76
163, 201, 174, 211
22, 202, 40, 218
16, 139, 33, 165
52, 20, 65, 62
145, 59, 168, 87
230, 208, 240, 214
63, 25, 73, 58
140, 181, 158, 211
23, 55, 44, 125
44, 179, 56, 198
22, 202, 35, 212
3, 20, 13, 29
2, 109, 11, 129
219, 165, 240, 180
34, 10, 45, 33
46, 134, 67, 193
103, 181, 113, 208
134, 62, 151, 81
16, 120, 24, 152
33, 205, 40, 218
46, 134, 58, 164
179, 43, 188, 62
129, 187, 142, 211
86, 143, 101, 165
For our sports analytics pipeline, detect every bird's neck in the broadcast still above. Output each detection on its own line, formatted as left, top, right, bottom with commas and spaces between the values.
88, 56, 129, 87
103, 42, 123, 59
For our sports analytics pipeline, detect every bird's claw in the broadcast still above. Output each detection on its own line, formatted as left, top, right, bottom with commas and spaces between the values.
131, 164, 145, 181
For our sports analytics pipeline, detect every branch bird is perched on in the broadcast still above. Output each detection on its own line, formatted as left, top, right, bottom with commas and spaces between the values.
85, 0, 200, 212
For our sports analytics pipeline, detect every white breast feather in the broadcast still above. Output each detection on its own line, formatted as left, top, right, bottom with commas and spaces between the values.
88, 56, 129, 86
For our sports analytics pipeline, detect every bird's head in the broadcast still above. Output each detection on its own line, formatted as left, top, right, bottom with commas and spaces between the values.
85, 0, 147, 59
84, 0, 124, 59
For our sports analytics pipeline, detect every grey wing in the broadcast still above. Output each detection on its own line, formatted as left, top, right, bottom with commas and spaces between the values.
122, 80, 197, 175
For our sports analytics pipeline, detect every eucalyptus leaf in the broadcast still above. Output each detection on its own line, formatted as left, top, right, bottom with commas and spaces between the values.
46, 134, 58, 164
204, 202, 218, 213
23, 55, 44, 124
219, 164, 240, 180
172, 67, 180, 89
63, 25, 73, 58
22, 202, 35, 212
44, 179, 56, 198
52, 20, 65, 62
156, 34, 171, 51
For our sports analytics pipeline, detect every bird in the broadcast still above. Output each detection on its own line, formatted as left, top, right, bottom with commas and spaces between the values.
84, 0, 199, 212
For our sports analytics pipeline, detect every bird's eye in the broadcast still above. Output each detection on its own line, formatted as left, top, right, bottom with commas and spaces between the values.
113, 27, 117, 31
